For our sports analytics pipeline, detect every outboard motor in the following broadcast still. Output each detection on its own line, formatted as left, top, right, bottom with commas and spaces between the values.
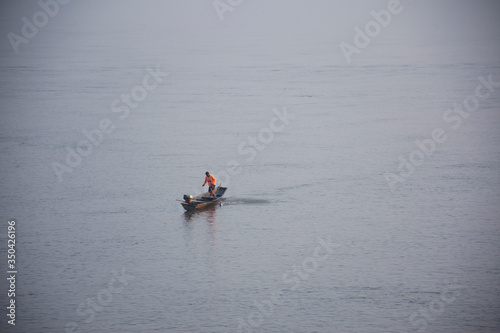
183, 195, 193, 203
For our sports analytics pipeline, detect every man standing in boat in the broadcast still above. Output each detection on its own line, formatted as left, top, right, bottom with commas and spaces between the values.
202, 171, 217, 198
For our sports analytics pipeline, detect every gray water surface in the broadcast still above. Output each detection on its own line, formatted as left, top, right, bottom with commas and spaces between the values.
1, 1, 499, 332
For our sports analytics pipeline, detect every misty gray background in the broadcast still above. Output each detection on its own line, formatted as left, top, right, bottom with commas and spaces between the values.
1, 1, 499, 333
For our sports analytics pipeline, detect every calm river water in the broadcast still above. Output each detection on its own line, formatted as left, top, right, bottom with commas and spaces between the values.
0, 1, 499, 332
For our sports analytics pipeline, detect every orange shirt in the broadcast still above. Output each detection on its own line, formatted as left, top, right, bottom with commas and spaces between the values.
203, 175, 216, 186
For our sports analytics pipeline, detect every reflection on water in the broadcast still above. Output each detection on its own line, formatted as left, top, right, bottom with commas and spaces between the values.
181, 197, 269, 254
180, 197, 271, 272
182, 205, 220, 270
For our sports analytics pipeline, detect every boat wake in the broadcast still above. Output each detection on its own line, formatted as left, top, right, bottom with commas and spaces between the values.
222, 198, 270, 206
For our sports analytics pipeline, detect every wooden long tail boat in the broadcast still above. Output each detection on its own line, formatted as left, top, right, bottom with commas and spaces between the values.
180, 185, 227, 211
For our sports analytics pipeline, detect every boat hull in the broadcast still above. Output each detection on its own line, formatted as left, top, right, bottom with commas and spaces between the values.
180, 186, 227, 211
181, 198, 223, 211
